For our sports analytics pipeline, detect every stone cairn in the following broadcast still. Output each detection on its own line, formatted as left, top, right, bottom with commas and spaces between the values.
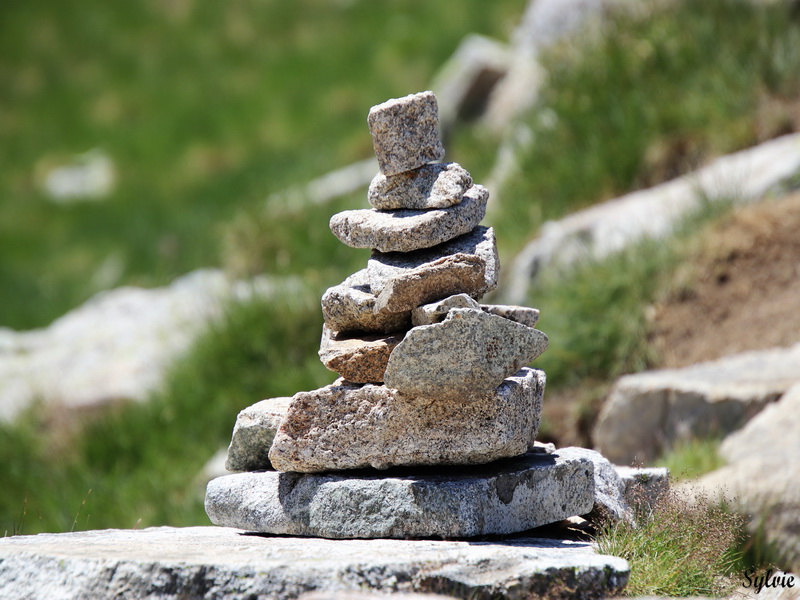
205, 91, 596, 539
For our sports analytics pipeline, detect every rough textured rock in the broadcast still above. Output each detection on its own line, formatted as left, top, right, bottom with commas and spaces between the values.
207, 447, 595, 538
506, 133, 800, 304
384, 308, 548, 403
481, 304, 540, 328
564, 447, 631, 525
0, 269, 302, 424
369, 225, 499, 301
320, 268, 412, 335
367, 91, 445, 176
268, 368, 544, 473
321, 227, 498, 335
374, 253, 487, 314
682, 383, 800, 573
225, 397, 292, 472
368, 162, 472, 210
593, 343, 800, 464
411, 293, 481, 326
0, 526, 629, 600
318, 326, 403, 383
329, 184, 488, 253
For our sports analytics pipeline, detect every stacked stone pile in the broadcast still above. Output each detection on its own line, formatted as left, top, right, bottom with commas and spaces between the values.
205, 91, 596, 539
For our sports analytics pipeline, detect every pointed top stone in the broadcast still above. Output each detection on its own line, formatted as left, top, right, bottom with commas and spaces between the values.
368, 91, 445, 176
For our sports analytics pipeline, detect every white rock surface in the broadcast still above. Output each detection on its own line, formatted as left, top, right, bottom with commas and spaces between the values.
0, 526, 629, 600
0, 270, 301, 423
594, 343, 800, 465
268, 368, 544, 473
207, 447, 595, 539
506, 133, 800, 304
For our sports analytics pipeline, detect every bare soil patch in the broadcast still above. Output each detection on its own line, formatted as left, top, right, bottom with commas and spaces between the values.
650, 192, 800, 368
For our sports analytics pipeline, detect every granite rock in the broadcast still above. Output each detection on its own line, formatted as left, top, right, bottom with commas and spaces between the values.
207, 448, 594, 538
368, 162, 472, 210
0, 526, 629, 600
268, 367, 544, 473
411, 294, 480, 326
374, 253, 486, 314
481, 304, 540, 328
593, 343, 800, 464
564, 447, 631, 525
329, 184, 488, 253
225, 397, 292, 472
384, 308, 548, 403
320, 269, 411, 335
369, 225, 499, 301
367, 91, 445, 176
318, 326, 403, 383
614, 466, 670, 515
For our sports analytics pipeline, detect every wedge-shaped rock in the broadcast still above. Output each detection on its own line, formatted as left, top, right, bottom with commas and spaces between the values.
481, 304, 540, 328
269, 367, 544, 472
318, 325, 403, 383
384, 308, 548, 403
369, 225, 499, 300
329, 185, 488, 253
368, 162, 472, 210
208, 446, 594, 539
367, 91, 445, 176
225, 397, 292, 472
411, 293, 480, 326
321, 269, 411, 335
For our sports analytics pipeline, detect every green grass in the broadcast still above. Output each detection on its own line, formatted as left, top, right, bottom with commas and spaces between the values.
493, 0, 800, 256
596, 490, 745, 596
654, 437, 726, 482
0, 0, 521, 329
0, 292, 333, 534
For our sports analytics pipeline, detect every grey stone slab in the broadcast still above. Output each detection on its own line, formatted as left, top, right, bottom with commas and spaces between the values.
563, 447, 631, 525
614, 466, 670, 515
411, 293, 480, 326
367, 91, 445, 176
373, 253, 487, 314
0, 526, 629, 600
320, 268, 411, 335
329, 185, 488, 253
225, 397, 292, 472
368, 162, 472, 210
481, 304, 540, 328
268, 367, 544, 473
318, 325, 403, 384
594, 343, 800, 464
384, 308, 548, 403
206, 448, 595, 539
369, 225, 499, 301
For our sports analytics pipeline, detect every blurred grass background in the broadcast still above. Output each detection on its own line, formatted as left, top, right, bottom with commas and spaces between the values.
1, 0, 799, 534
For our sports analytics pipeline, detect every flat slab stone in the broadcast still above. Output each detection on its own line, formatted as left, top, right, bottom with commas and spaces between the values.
594, 343, 800, 464
318, 325, 403, 383
268, 367, 544, 473
369, 225, 499, 301
0, 526, 629, 600
321, 268, 411, 335
368, 162, 472, 210
321, 227, 498, 335
384, 308, 548, 403
207, 447, 595, 539
329, 184, 488, 253
367, 91, 445, 176
226, 397, 292, 472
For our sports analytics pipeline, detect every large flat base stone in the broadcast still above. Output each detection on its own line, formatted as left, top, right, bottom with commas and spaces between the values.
206, 448, 594, 539
0, 526, 629, 600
